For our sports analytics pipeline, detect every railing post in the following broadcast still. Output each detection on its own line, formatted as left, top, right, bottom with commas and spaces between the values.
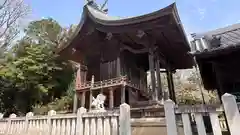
6, 113, 16, 134
25, 112, 33, 133
0, 113, 3, 119
181, 114, 193, 135
76, 107, 86, 135
195, 114, 207, 135
0, 113, 4, 135
222, 93, 240, 135
119, 103, 131, 135
47, 110, 56, 135
164, 99, 178, 135
209, 112, 222, 135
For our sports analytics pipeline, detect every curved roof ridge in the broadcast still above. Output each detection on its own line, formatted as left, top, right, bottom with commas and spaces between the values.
57, 3, 177, 53
86, 5, 125, 20
85, 3, 175, 25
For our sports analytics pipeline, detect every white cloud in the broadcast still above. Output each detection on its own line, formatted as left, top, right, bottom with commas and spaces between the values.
197, 8, 206, 20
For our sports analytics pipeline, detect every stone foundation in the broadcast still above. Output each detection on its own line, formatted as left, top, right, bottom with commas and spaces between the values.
131, 118, 184, 135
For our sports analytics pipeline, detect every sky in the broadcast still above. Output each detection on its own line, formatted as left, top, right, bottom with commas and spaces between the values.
24, 0, 240, 40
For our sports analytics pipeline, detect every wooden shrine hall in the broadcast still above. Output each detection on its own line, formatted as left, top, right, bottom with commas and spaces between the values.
57, 2, 194, 111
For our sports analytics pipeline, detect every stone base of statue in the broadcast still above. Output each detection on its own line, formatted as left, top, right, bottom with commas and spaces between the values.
89, 108, 107, 113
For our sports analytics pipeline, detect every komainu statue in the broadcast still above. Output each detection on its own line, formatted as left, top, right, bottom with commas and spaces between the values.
91, 93, 106, 111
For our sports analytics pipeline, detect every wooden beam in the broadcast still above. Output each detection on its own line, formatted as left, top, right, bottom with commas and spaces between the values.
124, 34, 147, 48
121, 45, 148, 54
154, 47, 168, 69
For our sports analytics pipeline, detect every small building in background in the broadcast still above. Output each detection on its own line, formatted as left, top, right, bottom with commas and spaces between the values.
191, 23, 240, 102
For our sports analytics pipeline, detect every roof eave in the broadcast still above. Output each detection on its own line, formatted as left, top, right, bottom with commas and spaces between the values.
56, 3, 178, 55
172, 4, 191, 51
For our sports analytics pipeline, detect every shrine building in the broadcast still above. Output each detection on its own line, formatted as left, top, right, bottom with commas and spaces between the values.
57, 2, 194, 111
191, 23, 240, 102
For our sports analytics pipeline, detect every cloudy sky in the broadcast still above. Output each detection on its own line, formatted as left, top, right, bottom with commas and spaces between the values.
24, 0, 240, 40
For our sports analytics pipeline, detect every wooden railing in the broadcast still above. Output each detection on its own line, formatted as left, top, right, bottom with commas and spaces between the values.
77, 76, 127, 90
164, 93, 240, 135
76, 75, 151, 98
0, 104, 131, 135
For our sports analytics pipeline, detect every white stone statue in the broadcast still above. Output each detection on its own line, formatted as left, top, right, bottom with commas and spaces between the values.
91, 93, 106, 111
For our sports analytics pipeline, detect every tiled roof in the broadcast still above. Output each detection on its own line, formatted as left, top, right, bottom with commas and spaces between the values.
57, 2, 194, 69
191, 23, 240, 54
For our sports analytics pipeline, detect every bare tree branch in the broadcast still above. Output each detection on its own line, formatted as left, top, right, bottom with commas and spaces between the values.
0, 0, 8, 10
0, 0, 30, 50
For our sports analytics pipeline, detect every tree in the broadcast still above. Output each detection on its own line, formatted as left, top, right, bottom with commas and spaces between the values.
0, 41, 61, 114
0, 0, 30, 49
0, 18, 76, 115
25, 18, 62, 48
24, 18, 76, 49
156, 69, 219, 105
33, 70, 77, 115
174, 69, 219, 104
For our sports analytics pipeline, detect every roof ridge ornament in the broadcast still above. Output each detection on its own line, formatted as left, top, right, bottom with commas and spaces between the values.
85, 0, 99, 9
85, 0, 108, 13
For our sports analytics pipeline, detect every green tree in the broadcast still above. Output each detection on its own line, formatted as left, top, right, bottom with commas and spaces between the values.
0, 18, 76, 115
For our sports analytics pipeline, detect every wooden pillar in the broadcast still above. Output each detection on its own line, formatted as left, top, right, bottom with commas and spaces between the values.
166, 68, 176, 102
100, 81, 103, 94
89, 75, 94, 110
213, 63, 224, 99
169, 71, 176, 102
213, 63, 231, 133
74, 63, 81, 113
155, 58, 162, 100
166, 69, 171, 100
121, 84, 126, 104
163, 89, 169, 100
109, 87, 114, 109
116, 56, 121, 76
81, 91, 86, 107
73, 91, 78, 113
148, 49, 156, 100
89, 91, 93, 110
